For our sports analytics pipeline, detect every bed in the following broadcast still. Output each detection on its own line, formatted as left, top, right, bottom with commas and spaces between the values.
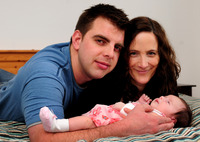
0, 50, 200, 141
0, 94, 200, 142
93, 94, 200, 142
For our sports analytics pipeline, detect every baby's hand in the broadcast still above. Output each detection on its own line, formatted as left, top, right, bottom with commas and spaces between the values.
138, 94, 152, 104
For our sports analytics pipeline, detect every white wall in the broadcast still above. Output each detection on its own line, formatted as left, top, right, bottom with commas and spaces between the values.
1, 0, 200, 97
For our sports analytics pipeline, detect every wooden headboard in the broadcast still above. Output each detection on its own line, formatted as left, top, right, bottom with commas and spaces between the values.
0, 50, 39, 74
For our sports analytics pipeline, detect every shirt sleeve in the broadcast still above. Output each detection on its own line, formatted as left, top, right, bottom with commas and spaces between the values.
21, 75, 66, 128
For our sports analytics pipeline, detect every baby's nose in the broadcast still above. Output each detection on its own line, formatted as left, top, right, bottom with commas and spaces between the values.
160, 96, 164, 99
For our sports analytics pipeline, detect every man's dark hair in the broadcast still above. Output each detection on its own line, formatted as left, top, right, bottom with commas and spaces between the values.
71, 3, 128, 43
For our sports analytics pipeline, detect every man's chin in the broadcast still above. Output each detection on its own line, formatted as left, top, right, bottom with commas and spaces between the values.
93, 73, 107, 80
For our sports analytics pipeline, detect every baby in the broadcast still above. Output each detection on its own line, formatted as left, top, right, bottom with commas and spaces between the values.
39, 94, 192, 132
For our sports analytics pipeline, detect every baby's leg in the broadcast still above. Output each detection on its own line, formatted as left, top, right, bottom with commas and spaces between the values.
39, 106, 69, 132
69, 116, 96, 131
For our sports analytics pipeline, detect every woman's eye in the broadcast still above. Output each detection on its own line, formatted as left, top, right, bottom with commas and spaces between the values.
129, 52, 137, 56
148, 52, 156, 55
148, 50, 159, 56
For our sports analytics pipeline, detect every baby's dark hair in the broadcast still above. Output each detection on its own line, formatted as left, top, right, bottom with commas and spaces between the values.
174, 98, 192, 128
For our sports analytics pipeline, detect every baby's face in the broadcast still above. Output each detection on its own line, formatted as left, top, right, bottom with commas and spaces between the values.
151, 95, 185, 117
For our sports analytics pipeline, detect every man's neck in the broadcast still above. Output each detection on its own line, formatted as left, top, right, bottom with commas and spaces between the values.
70, 45, 91, 86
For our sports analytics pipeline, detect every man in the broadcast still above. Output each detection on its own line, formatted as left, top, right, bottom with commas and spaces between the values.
0, 4, 174, 141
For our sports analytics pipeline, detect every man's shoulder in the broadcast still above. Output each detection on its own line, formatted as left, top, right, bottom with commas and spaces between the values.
28, 42, 71, 65
18, 42, 72, 77
44, 42, 70, 49
40, 42, 70, 55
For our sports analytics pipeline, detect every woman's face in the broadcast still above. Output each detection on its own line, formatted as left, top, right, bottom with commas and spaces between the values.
128, 32, 160, 91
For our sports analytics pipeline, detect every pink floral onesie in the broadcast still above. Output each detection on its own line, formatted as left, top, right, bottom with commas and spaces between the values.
82, 102, 165, 127
82, 104, 122, 127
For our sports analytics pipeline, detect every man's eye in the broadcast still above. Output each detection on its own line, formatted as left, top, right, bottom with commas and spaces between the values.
96, 39, 105, 45
114, 45, 123, 52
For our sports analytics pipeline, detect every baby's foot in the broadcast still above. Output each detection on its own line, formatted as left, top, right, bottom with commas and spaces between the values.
39, 106, 57, 132
138, 94, 152, 104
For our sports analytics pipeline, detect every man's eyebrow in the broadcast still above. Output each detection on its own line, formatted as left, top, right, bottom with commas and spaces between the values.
93, 35, 124, 48
116, 43, 124, 48
93, 35, 109, 42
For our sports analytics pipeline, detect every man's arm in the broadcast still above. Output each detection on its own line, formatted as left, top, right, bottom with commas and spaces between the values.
28, 124, 102, 142
28, 104, 174, 142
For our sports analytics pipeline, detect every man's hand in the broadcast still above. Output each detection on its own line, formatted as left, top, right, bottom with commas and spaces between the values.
121, 103, 174, 135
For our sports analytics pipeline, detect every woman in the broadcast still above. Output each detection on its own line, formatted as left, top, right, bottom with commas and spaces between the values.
120, 16, 181, 102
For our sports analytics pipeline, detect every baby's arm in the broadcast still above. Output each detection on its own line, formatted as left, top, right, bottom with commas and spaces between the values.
112, 102, 126, 111
137, 94, 152, 104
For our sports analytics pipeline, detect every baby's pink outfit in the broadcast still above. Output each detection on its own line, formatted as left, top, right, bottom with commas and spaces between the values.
83, 104, 122, 127
83, 102, 165, 127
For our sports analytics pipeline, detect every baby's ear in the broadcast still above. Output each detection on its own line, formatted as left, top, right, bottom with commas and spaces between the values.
170, 117, 177, 124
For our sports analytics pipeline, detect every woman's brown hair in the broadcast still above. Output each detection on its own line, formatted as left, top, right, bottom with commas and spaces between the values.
121, 16, 181, 102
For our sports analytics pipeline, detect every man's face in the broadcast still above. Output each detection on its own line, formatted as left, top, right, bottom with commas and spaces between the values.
76, 17, 125, 81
